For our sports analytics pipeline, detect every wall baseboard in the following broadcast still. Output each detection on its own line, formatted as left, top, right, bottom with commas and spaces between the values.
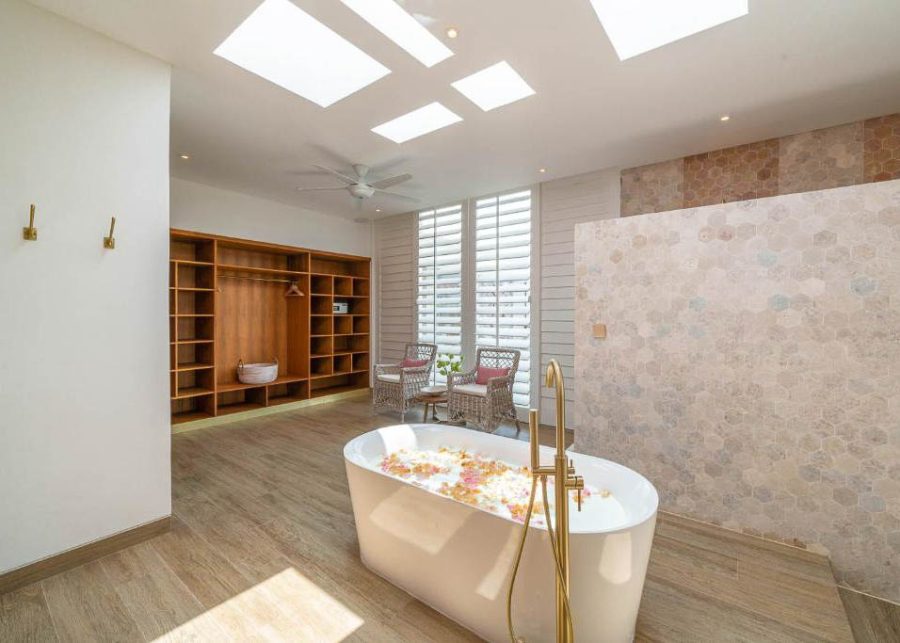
172, 387, 371, 434
0, 516, 171, 595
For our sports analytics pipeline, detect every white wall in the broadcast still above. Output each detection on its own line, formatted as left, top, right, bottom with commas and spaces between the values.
538, 169, 620, 426
0, 0, 171, 573
171, 178, 371, 257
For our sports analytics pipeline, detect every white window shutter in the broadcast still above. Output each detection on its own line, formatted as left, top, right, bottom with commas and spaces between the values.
417, 204, 463, 385
474, 190, 532, 407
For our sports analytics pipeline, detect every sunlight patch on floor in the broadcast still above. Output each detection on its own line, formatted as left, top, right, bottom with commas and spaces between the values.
153, 568, 364, 642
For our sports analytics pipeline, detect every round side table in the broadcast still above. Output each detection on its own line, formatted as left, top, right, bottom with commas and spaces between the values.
418, 386, 448, 423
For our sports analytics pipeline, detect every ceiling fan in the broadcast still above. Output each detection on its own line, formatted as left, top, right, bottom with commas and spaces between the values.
297, 164, 418, 203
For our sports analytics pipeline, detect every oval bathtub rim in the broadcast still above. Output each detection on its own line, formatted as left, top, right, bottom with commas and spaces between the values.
343, 423, 659, 536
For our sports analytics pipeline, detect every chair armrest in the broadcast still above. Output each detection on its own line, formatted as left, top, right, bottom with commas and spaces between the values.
448, 369, 477, 390
399, 366, 430, 383
487, 375, 513, 393
375, 363, 400, 376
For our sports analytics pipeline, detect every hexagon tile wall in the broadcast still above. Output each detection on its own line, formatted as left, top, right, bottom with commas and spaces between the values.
621, 112, 900, 217
574, 179, 900, 602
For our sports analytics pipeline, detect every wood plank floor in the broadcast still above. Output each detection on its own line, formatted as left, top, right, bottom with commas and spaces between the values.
839, 588, 900, 643
0, 396, 865, 642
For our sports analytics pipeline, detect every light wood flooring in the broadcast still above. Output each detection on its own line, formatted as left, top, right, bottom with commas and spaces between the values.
0, 396, 891, 642
839, 588, 900, 643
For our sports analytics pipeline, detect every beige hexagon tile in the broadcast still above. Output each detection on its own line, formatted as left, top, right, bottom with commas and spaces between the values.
620, 159, 684, 217
779, 122, 864, 194
573, 178, 900, 603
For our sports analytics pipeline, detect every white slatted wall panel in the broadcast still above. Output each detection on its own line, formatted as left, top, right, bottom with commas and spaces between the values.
475, 190, 532, 407
417, 204, 464, 385
539, 169, 620, 427
375, 212, 415, 365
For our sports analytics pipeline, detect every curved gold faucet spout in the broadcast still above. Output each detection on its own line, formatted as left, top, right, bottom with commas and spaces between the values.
545, 360, 567, 458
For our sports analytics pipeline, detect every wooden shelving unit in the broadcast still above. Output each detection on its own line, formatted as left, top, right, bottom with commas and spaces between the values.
168, 229, 370, 427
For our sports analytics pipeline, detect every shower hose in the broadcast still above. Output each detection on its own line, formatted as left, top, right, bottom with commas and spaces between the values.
506, 474, 575, 642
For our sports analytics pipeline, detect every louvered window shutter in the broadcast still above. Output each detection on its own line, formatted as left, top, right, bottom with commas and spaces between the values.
417, 205, 463, 385
474, 190, 532, 406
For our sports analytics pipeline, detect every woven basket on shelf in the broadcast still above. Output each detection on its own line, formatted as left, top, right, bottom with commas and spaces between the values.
237, 358, 278, 384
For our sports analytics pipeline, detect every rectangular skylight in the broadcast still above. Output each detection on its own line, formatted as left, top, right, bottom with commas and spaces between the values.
214, 0, 390, 108
372, 102, 462, 143
340, 0, 453, 68
589, 0, 749, 61
451, 61, 535, 112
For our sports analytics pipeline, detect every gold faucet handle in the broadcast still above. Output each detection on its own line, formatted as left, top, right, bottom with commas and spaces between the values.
528, 409, 540, 473
569, 475, 585, 511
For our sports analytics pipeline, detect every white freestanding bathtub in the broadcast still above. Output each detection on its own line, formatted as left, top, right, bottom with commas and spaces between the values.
344, 424, 658, 642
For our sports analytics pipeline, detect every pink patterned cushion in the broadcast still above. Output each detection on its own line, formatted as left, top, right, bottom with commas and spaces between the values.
401, 358, 428, 368
476, 366, 509, 385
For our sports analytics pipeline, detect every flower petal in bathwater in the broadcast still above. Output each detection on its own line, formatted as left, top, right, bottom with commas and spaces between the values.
379, 447, 607, 527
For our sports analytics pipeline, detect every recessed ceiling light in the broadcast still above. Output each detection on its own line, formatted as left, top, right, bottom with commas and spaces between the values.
340, 0, 453, 68
214, 0, 390, 108
720, 114, 731, 122
180, 154, 190, 160
372, 102, 462, 143
451, 61, 535, 112
539, 168, 547, 173
588, 0, 749, 61
446, 27, 459, 39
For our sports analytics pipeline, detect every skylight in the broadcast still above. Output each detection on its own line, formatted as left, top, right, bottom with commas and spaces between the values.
214, 0, 390, 108
340, 0, 453, 68
372, 103, 462, 143
451, 62, 535, 112
588, 0, 749, 61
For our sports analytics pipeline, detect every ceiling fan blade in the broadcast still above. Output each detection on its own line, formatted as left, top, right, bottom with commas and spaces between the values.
295, 186, 348, 192
312, 164, 357, 185
376, 189, 420, 202
371, 173, 413, 190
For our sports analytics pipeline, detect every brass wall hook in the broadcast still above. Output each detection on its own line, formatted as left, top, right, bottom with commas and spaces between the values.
103, 216, 116, 249
23, 204, 38, 241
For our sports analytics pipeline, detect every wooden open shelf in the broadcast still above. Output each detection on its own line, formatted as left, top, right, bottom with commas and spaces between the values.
217, 263, 306, 277
168, 229, 370, 427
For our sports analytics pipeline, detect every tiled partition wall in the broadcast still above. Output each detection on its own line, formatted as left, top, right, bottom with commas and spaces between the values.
574, 179, 900, 602
621, 112, 900, 216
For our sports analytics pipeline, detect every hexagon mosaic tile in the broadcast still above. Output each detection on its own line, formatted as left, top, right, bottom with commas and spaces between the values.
574, 179, 900, 602
865, 113, 900, 182
779, 121, 864, 194
621, 159, 684, 217
622, 112, 900, 217
684, 139, 779, 207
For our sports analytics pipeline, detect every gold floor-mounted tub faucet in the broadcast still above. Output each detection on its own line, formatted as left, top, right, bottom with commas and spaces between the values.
507, 359, 584, 642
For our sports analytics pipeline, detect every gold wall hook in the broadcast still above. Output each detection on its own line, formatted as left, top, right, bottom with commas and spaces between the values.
103, 216, 116, 249
23, 204, 38, 241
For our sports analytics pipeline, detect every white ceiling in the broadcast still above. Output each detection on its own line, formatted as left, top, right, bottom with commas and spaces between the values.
29, 0, 900, 219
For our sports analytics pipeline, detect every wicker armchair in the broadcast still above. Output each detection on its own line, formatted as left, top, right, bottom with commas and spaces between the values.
448, 347, 521, 432
373, 343, 437, 421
